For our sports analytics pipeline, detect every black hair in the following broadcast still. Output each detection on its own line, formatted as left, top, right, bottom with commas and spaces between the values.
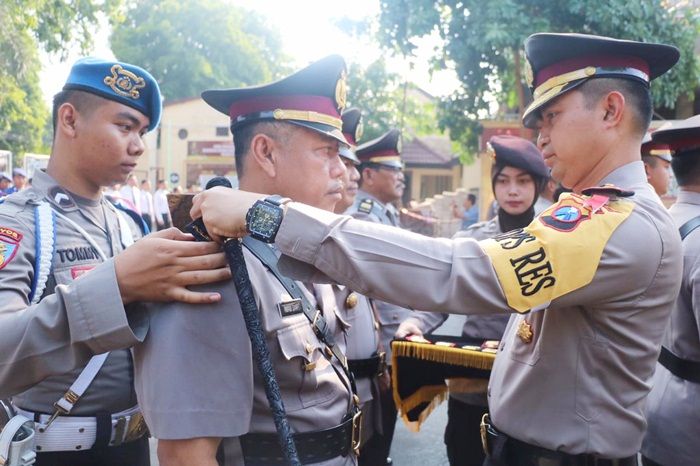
232, 121, 291, 178
641, 154, 660, 168
51, 89, 104, 137
467, 193, 477, 204
671, 149, 700, 186
578, 78, 652, 137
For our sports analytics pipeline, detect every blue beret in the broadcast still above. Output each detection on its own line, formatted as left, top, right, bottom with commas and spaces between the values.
63, 57, 162, 131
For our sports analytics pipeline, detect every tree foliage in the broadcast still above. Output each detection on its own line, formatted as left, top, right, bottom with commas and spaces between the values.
0, 0, 120, 158
379, 0, 700, 150
347, 59, 443, 144
111, 0, 288, 101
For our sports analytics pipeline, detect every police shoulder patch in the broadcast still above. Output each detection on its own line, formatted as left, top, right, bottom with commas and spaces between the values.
480, 192, 634, 313
0, 227, 22, 270
358, 199, 374, 214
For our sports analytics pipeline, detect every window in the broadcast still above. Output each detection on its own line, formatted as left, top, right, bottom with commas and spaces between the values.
420, 175, 453, 200
216, 126, 229, 137
178, 129, 188, 140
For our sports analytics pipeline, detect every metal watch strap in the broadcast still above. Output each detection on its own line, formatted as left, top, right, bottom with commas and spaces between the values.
242, 237, 358, 400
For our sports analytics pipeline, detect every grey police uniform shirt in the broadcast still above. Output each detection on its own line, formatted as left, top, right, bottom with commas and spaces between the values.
641, 189, 700, 466
0, 170, 147, 404
133, 247, 356, 466
333, 284, 381, 440
274, 161, 682, 458
345, 189, 414, 362
403, 216, 510, 406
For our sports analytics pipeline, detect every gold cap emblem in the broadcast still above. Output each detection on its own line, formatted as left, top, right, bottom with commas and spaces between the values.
517, 319, 533, 343
345, 292, 358, 309
355, 117, 364, 143
103, 64, 146, 99
335, 71, 347, 112
396, 135, 402, 154
524, 56, 534, 89
486, 142, 496, 162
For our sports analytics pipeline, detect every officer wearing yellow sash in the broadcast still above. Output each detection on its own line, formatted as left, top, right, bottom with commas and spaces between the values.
190, 33, 683, 465
641, 114, 700, 466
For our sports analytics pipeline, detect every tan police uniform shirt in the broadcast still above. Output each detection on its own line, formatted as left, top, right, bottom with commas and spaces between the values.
133, 246, 356, 466
275, 161, 682, 457
333, 284, 381, 440
345, 190, 414, 362
641, 189, 700, 465
0, 170, 147, 402
403, 217, 510, 406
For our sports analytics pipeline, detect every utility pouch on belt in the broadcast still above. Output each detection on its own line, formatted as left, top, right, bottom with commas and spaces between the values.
0, 400, 36, 466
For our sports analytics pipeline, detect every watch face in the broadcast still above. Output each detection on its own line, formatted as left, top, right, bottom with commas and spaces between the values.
249, 202, 283, 241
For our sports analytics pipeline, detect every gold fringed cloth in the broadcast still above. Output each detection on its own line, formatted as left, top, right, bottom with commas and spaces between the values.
391, 334, 498, 432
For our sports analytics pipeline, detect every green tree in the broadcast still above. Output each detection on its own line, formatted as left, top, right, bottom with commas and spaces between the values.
0, 1, 119, 158
111, 0, 288, 100
379, 0, 700, 150
347, 59, 443, 143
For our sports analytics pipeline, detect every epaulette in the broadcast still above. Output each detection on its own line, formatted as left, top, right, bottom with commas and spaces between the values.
358, 198, 374, 214
581, 184, 634, 199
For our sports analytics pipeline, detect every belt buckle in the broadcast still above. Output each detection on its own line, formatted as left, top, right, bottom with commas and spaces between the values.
480, 413, 491, 457
351, 409, 363, 456
123, 412, 149, 443
377, 351, 387, 377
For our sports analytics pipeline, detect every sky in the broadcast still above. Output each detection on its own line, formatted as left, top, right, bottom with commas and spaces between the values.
39, 0, 461, 105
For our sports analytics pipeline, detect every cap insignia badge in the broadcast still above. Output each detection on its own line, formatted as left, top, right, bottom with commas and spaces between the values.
486, 142, 496, 162
517, 319, 533, 343
104, 64, 146, 100
335, 71, 347, 112
355, 118, 364, 143
524, 56, 534, 89
396, 135, 403, 154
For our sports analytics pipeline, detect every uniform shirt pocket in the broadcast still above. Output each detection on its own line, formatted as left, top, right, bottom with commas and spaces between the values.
508, 313, 542, 366
276, 321, 338, 411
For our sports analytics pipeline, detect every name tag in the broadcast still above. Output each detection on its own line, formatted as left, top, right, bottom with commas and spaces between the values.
278, 298, 303, 317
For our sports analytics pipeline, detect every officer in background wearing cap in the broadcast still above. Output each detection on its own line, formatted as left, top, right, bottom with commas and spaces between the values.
133, 55, 359, 466
4, 168, 28, 196
345, 128, 407, 465
190, 32, 683, 466
397, 134, 548, 466
0, 57, 230, 466
334, 108, 385, 463
641, 130, 673, 196
0, 173, 11, 197
641, 114, 700, 466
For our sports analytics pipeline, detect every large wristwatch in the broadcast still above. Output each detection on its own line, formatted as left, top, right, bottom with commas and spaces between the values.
245, 195, 291, 243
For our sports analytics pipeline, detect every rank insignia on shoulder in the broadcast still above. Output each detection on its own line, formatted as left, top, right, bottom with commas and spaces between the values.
278, 298, 303, 317
358, 199, 374, 214
581, 184, 634, 198
0, 227, 22, 270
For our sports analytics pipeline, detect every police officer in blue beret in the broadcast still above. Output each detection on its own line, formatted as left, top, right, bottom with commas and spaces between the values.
0, 57, 230, 466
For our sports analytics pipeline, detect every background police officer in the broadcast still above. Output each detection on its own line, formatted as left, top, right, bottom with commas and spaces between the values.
641, 114, 700, 466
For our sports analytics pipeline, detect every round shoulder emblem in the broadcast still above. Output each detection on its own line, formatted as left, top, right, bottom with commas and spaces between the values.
552, 205, 581, 223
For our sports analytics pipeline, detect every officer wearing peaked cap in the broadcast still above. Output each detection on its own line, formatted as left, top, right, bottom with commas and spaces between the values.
133, 55, 360, 466
189, 32, 685, 466
0, 58, 230, 466
641, 114, 700, 466
344, 127, 407, 465
331, 107, 386, 463
641, 127, 673, 196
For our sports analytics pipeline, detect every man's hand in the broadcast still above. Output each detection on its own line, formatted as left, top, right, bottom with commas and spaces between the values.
115, 228, 231, 305
395, 320, 424, 339
158, 438, 221, 466
190, 187, 265, 243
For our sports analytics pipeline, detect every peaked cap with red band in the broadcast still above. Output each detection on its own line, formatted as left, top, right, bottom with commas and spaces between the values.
641, 125, 672, 163
522, 33, 679, 128
651, 114, 700, 157
201, 55, 348, 145
340, 107, 363, 164
356, 128, 403, 169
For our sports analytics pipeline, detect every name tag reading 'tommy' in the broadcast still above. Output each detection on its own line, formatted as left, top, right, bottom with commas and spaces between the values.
278, 298, 303, 317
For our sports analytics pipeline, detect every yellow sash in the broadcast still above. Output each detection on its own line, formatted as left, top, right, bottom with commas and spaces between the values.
480, 192, 634, 313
